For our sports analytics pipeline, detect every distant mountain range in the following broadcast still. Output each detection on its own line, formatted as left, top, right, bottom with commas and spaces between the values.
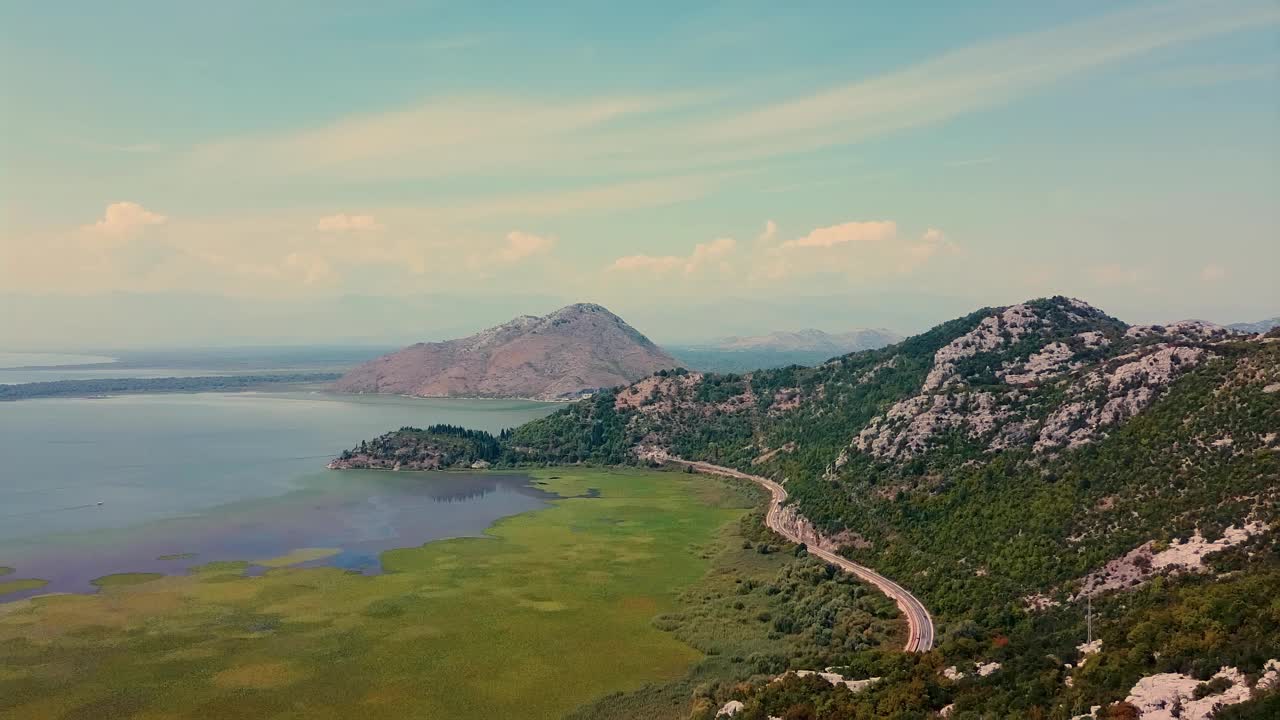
1229, 316, 1280, 334
668, 327, 903, 373
709, 328, 902, 354
333, 303, 676, 401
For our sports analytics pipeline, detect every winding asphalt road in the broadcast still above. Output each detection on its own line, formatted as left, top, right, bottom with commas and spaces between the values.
672, 459, 935, 653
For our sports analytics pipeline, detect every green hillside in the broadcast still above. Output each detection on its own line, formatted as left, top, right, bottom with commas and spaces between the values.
340, 297, 1280, 717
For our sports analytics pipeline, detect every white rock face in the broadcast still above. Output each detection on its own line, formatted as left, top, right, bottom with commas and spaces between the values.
1077, 639, 1103, 667
1002, 341, 1076, 385
976, 662, 1001, 677
1034, 345, 1208, 453
854, 391, 1016, 459
1023, 593, 1061, 612
1079, 522, 1265, 596
716, 700, 745, 717
770, 669, 880, 694
1125, 319, 1235, 342
772, 504, 864, 554
924, 304, 1041, 392
838, 301, 1234, 465
943, 662, 1001, 680
1257, 659, 1280, 691
792, 670, 881, 693
1125, 666, 1252, 720
1076, 330, 1110, 349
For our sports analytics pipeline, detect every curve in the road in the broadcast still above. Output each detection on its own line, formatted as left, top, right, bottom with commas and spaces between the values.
673, 459, 935, 653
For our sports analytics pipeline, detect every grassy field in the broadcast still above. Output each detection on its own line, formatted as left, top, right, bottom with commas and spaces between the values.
0, 468, 760, 720
568, 505, 903, 719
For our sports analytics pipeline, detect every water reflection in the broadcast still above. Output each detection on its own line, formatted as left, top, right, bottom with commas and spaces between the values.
0, 472, 555, 601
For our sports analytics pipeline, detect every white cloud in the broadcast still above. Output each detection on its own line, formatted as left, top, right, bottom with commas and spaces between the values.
761, 221, 953, 279
316, 213, 384, 232
609, 237, 736, 275
496, 231, 555, 263
83, 202, 166, 237
1199, 263, 1228, 282
610, 221, 951, 284
780, 220, 897, 249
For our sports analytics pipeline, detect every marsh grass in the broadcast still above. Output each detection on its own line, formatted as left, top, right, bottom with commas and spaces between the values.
0, 468, 756, 720
90, 573, 165, 588
567, 508, 903, 720
0, 578, 47, 597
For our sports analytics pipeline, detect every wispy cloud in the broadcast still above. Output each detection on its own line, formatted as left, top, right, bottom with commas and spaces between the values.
179, 1, 1277, 189
188, 93, 703, 181
691, 1, 1279, 154
1146, 61, 1279, 88
67, 137, 165, 154
316, 213, 384, 232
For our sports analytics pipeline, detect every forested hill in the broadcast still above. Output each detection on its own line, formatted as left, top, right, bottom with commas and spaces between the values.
500, 296, 1280, 717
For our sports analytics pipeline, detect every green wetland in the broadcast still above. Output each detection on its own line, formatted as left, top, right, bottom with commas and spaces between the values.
0, 392, 901, 719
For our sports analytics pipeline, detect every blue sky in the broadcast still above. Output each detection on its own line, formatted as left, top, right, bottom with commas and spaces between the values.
2, 1, 1277, 346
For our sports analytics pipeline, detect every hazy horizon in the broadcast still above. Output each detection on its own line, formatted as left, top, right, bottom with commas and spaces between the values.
1, 289, 1274, 353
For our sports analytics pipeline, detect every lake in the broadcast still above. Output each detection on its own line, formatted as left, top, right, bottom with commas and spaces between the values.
0, 392, 563, 600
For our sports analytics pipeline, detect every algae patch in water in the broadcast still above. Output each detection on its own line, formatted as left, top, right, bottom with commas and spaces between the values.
0, 578, 48, 596
91, 572, 164, 588
255, 547, 341, 568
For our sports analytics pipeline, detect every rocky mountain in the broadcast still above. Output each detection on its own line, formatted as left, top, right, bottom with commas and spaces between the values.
712, 328, 902, 354
335, 297, 1279, 717
496, 296, 1279, 716
332, 303, 677, 400
1230, 316, 1280, 334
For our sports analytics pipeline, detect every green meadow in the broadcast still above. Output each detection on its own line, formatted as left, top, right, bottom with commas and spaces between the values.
0, 468, 762, 720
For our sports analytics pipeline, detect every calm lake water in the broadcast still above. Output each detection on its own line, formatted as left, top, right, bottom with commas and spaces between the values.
0, 352, 117, 369
0, 366, 242, 384
0, 392, 564, 600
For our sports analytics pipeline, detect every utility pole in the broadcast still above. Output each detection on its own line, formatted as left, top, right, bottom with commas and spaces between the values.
1087, 595, 1093, 644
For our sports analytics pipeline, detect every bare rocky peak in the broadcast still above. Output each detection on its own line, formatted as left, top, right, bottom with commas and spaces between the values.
1125, 319, 1237, 342
843, 296, 1243, 462
334, 303, 676, 400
